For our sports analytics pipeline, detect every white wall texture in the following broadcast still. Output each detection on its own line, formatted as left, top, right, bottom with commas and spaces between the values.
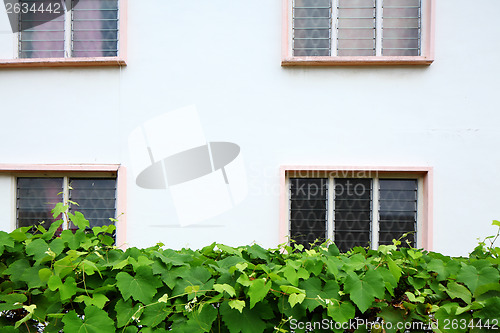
0, 0, 499, 256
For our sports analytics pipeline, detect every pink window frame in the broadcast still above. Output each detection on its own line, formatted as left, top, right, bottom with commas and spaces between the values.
281, 0, 435, 66
0, 0, 127, 68
0, 163, 127, 248
279, 166, 433, 250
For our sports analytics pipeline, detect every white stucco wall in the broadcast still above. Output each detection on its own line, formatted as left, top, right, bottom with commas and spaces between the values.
0, 0, 499, 256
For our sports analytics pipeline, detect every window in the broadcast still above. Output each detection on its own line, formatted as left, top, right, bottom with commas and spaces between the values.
16, 176, 117, 232
281, 0, 434, 65
281, 167, 432, 251
19, 0, 118, 58
0, 0, 126, 67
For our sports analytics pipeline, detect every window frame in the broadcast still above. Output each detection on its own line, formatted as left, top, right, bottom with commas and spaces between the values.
0, 0, 127, 68
0, 164, 127, 247
281, 0, 435, 66
280, 166, 433, 250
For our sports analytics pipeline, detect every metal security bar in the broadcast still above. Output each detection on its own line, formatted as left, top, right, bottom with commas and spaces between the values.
337, 0, 376, 56
333, 178, 372, 252
382, 0, 421, 56
16, 178, 63, 229
292, 0, 332, 56
17, 177, 117, 231
289, 178, 328, 248
18, 0, 65, 58
291, 0, 422, 57
69, 178, 117, 229
18, 0, 119, 58
378, 179, 417, 247
72, 0, 119, 57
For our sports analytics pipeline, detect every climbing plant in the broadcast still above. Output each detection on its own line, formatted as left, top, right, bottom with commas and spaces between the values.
0, 204, 499, 332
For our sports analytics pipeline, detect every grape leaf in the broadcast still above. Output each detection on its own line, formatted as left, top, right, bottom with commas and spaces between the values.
289, 293, 306, 308
457, 265, 500, 294
140, 302, 171, 327
59, 277, 77, 301
248, 278, 271, 308
229, 300, 245, 313
68, 211, 90, 230
62, 306, 114, 333
299, 277, 340, 311
344, 270, 384, 312
115, 299, 143, 328
0, 231, 14, 255
221, 301, 267, 333
214, 283, 236, 297
327, 301, 356, 323
445, 282, 472, 304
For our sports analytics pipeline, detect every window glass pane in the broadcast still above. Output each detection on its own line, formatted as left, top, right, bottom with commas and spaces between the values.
293, 0, 332, 56
19, 1, 65, 58
69, 178, 116, 229
337, 0, 375, 56
382, 0, 421, 56
378, 179, 417, 246
334, 178, 372, 252
17, 178, 63, 230
72, 0, 119, 57
289, 178, 328, 248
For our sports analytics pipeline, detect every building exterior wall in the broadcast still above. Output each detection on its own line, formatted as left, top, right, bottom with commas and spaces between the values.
0, 0, 499, 256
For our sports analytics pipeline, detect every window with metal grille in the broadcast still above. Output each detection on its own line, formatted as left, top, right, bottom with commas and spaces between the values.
16, 176, 116, 232
289, 176, 418, 251
292, 0, 420, 57
18, 0, 119, 58
284, 0, 433, 65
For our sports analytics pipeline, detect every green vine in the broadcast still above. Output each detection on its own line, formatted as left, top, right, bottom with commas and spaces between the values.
0, 205, 499, 332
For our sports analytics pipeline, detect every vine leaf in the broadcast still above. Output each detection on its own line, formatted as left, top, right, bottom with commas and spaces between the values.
327, 301, 355, 323
214, 283, 236, 297
25, 239, 49, 263
344, 270, 384, 313
116, 266, 162, 304
457, 265, 500, 294
289, 293, 306, 308
115, 299, 143, 328
248, 279, 271, 308
221, 301, 268, 333
187, 303, 218, 332
68, 211, 90, 230
299, 277, 340, 311
59, 277, 77, 301
140, 302, 171, 327
62, 306, 114, 333
74, 294, 109, 309
0, 231, 14, 255
15, 304, 36, 329
445, 282, 472, 304
228, 300, 245, 313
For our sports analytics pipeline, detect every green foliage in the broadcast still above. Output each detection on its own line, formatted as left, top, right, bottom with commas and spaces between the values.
0, 209, 499, 332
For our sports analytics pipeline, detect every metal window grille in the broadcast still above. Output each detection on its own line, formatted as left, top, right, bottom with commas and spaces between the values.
292, 0, 332, 56
72, 0, 119, 57
16, 178, 63, 229
68, 178, 117, 229
378, 179, 417, 246
289, 176, 417, 251
333, 178, 372, 252
291, 0, 421, 56
18, 0, 119, 58
337, 0, 376, 56
382, 0, 421, 56
289, 178, 328, 248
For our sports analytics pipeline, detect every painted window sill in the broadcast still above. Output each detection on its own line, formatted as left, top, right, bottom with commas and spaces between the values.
281, 56, 434, 66
0, 57, 126, 68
